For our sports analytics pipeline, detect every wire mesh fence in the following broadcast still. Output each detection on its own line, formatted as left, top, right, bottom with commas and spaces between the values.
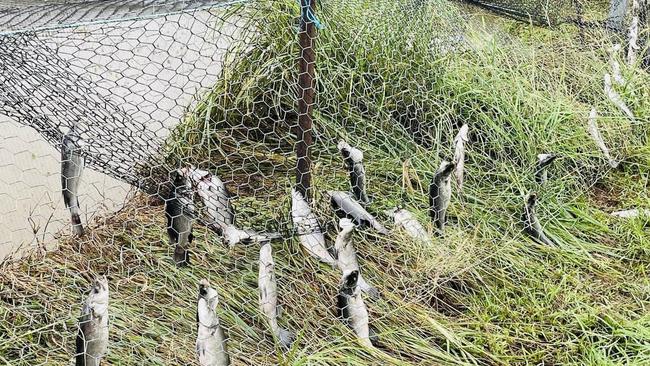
0, 0, 649, 365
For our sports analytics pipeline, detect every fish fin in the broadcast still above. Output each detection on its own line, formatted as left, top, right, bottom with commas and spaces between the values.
278, 327, 295, 349
358, 278, 380, 299
72, 223, 85, 237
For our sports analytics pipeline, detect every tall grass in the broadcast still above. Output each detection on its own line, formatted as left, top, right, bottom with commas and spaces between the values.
2, 0, 649, 365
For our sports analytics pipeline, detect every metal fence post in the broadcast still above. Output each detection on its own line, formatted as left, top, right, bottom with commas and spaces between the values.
296, 0, 317, 200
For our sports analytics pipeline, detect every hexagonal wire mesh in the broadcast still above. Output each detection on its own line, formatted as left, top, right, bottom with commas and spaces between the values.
0, 0, 649, 365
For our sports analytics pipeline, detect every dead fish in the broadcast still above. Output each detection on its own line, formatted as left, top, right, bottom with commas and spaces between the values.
384, 207, 432, 244
328, 191, 389, 235
627, 1, 641, 65
611, 209, 650, 218
334, 218, 379, 298
196, 279, 230, 366
604, 73, 635, 120
453, 124, 469, 190
429, 160, 455, 234
338, 140, 370, 205
61, 126, 85, 237
165, 170, 196, 266
522, 192, 554, 246
609, 44, 626, 85
181, 166, 234, 236
221, 225, 282, 248
76, 276, 109, 366
587, 108, 619, 169
258, 241, 295, 349
336, 270, 374, 348
290, 188, 337, 266
535, 154, 558, 185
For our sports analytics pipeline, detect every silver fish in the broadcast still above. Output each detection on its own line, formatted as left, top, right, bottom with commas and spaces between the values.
535, 154, 557, 185
587, 108, 619, 169
384, 207, 432, 245
627, 1, 641, 65
522, 192, 554, 246
604, 73, 634, 120
453, 124, 469, 190
61, 127, 85, 237
196, 279, 230, 366
328, 191, 389, 235
291, 188, 337, 266
258, 241, 295, 349
609, 44, 626, 85
611, 209, 650, 218
221, 225, 281, 248
429, 160, 455, 234
165, 170, 196, 266
76, 276, 109, 366
336, 270, 373, 348
338, 140, 370, 205
334, 218, 379, 298
181, 166, 234, 236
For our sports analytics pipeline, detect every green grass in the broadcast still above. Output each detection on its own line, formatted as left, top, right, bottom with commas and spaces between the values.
1, 0, 650, 365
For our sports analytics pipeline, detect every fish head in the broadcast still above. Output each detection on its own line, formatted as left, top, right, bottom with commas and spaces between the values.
383, 207, 398, 218
198, 279, 219, 312
170, 169, 189, 189
437, 160, 455, 178
537, 154, 557, 165
88, 275, 109, 314
337, 140, 350, 153
222, 226, 240, 248
337, 140, 363, 164
456, 124, 469, 142
190, 167, 211, 184
338, 218, 355, 232
341, 270, 359, 291
259, 241, 274, 268
526, 192, 538, 208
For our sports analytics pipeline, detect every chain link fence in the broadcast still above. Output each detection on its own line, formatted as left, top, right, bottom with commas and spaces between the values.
1, 0, 649, 365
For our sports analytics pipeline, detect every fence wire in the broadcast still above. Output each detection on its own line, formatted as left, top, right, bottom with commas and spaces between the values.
0, 0, 649, 365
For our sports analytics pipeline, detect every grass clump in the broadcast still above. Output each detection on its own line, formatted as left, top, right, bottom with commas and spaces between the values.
2, 0, 650, 365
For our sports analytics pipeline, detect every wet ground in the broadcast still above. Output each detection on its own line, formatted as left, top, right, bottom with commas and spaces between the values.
0, 3, 237, 260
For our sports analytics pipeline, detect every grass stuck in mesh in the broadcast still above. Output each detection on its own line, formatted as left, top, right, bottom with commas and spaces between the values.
2, 0, 650, 365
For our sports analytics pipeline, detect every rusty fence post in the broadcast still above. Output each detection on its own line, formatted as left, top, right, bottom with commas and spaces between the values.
296, 0, 317, 200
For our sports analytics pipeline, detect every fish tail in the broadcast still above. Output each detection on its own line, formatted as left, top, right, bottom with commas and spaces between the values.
540, 233, 555, 246
70, 213, 84, 237
278, 327, 295, 349
173, 245, 190, 266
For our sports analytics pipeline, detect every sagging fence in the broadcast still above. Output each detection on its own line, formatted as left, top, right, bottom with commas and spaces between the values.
0, 0, 649, 365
